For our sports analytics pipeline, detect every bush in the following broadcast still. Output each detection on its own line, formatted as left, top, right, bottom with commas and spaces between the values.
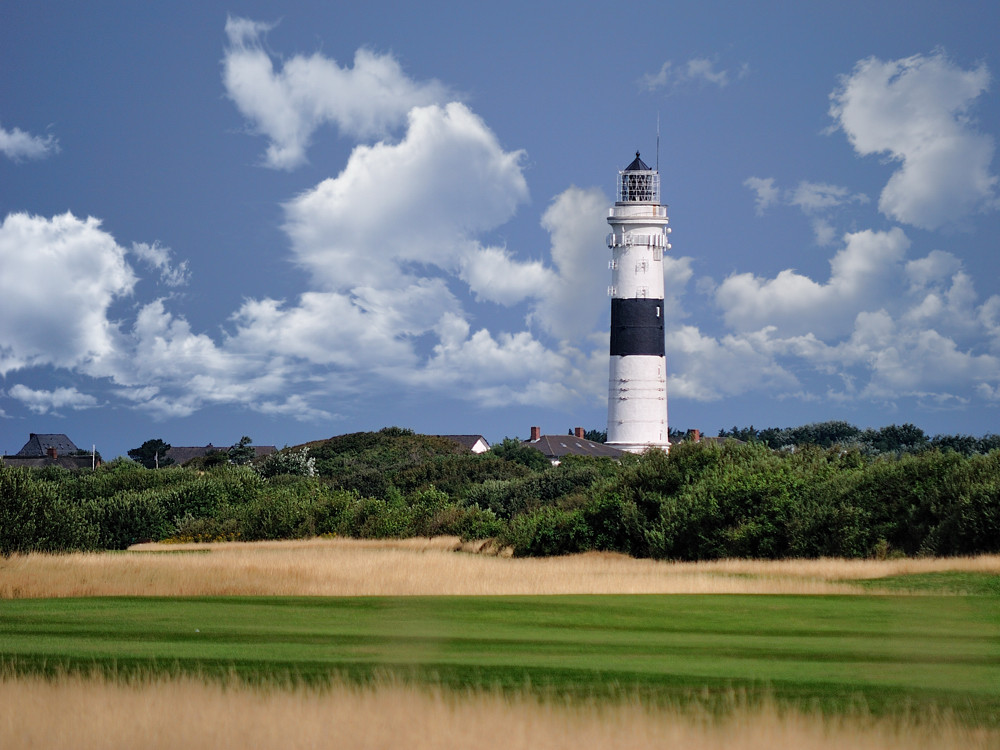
581, 494, 644, 555
501, 506, 591, 557
0, 465, 98, 554
85, 490, 169, 549
255, 447, 317, 478
489, 437, 552, 472
393, 453, 530, 496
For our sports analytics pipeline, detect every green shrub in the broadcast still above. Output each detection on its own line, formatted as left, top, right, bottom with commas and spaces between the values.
392, 453, 530, 496
85, 490, 169, 549
0, 465, 98, 554
580, 494, 644, 555
502, 506, 591, 557
255, 447, 317, 478
489, 437, 552, 472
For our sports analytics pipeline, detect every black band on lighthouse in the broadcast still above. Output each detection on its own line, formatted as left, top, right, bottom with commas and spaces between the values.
610, 298, 665, 356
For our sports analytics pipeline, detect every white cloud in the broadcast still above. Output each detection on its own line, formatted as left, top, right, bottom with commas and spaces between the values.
0, 124, 59, 161
8, 33, 1000, 427
459, 246, 553, 306
829, 50, 998, 230
642, 57, 747, 92
228, 289, 440, 370
253, 395, 336, 422
413, 324, 585, 407
788, 181, 868, 213
0, 212, 136, 375
282, 102, 529, 289
7, 384, 98, 414
223, 16, 449, 169
715, 227, 909, 338
528, 187, 610, 340
744, 177, 779, 215
905, 249, 961, 290
666, 325, 799, 401
131, 242, 190, 287
745, 177, 868, 244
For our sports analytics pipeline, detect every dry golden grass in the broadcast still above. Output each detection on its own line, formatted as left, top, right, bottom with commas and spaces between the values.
2, 536, 999, 599
1, 672, 995, 750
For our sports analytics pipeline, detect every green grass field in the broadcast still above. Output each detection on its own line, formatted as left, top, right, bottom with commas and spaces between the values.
3, 583, 999, 723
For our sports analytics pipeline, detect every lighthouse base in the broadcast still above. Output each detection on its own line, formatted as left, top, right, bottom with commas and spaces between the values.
606, 354, 669, 453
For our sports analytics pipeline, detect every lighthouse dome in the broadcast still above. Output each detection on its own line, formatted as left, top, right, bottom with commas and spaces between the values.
624, 151, 650, 172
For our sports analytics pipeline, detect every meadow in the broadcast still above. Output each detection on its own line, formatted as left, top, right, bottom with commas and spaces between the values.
2, 539, 999, 748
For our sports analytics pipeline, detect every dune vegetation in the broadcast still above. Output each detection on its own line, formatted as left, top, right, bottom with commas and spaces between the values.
3, 536, 1000, 598
4, 426, 1000, 562
3, 671, 997, 750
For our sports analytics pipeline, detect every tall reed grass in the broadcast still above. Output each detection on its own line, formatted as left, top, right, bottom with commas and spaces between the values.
1, 671, 994, 750
3, 536, 998, 598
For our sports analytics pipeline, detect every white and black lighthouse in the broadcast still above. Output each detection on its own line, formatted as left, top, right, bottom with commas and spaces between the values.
605, 152, 672, 453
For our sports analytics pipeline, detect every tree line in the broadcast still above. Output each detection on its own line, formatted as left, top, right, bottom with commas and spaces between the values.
3, 423, 999, 559
713, 420, 1000, 455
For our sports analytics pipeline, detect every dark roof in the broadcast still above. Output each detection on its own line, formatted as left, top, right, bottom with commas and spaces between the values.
14, 433, 80, 457
164, 444, 276, 465
624, 151, 650, 172
522, 435, 625, 461
437, 435, 490, 451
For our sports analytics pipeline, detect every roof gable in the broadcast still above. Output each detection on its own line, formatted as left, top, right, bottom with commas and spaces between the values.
437, 435, 491, 453
14, 433, 80, 457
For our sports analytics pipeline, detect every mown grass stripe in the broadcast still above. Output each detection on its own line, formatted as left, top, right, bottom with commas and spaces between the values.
2, 594, 998, 723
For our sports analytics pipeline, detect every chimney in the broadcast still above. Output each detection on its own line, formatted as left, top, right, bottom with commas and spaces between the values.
530, 426, 540, 441
688, 429, 701, 443
46, 446, 58, 459
574, 427, 585, 439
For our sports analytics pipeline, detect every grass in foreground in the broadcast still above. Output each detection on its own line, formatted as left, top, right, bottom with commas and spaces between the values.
2, 672, 996, 750
3, 537, 1000, 598
2, 593, 998, 723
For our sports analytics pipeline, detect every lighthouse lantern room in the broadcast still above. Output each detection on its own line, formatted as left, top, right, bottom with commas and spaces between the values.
605, 152, 672, 453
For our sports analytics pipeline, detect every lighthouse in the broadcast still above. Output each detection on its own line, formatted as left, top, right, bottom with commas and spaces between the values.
605, 152, 672, 453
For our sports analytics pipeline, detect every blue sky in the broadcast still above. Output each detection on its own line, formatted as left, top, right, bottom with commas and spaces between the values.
2, 1, 1000, 459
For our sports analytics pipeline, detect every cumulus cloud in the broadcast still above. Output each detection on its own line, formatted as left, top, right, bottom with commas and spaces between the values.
283, 102, 529, 289
8, 33, 1000, 427
666, 325, 800, 401
222, 15, 449, 169
641, 58, 748, 92
715, 228, 909, 338
656, 212, 1000, 406
0, 123, 59, 161
131, 242, 190, 287
830, 50, 998, 230
0, 72, 615, 424
0, 212, 136, 375
7, 384, 98, 414
528, 187, 611, 340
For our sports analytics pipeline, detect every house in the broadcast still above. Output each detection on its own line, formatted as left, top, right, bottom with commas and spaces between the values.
164, 443, 276, 466
522, 427, 625, 465
685, 429, 742, 446
438, 435, 491, 453
2, 433, 99, 469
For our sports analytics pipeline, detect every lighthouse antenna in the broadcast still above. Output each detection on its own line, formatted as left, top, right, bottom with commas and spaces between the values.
656, 112, 660, 173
